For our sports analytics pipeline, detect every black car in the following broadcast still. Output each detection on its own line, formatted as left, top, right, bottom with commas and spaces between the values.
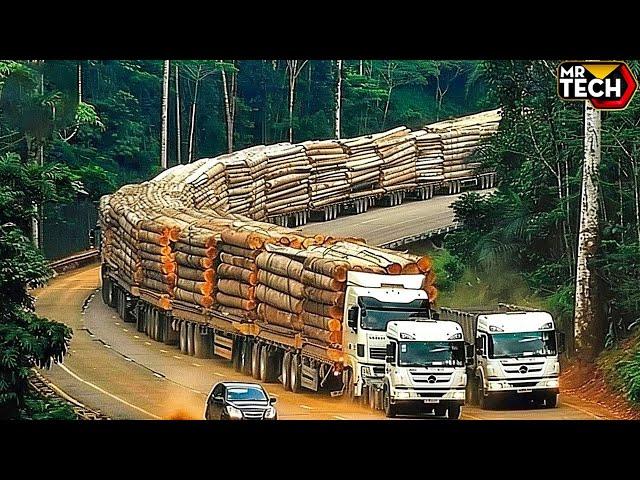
204, 382, 277, 420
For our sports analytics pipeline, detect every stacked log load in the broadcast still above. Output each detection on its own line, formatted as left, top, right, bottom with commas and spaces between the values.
244, 145, 268, 220
263, 143, 311, 217
373, 126, 417, 193
412, 130, 444, 184
424, 109, 500, 182
339, 134, 384, 199
302, 140, 350, 209
218, 151, 255, 215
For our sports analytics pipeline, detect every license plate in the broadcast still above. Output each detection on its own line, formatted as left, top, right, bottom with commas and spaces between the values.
424, 399, 439, 404
517, 388, 532, 393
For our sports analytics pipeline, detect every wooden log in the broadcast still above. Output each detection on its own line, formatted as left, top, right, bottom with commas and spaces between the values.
255, 252, 303, 280
175, 252, 213, 269
217, 278, 255, 300
215, 292, 256, 310
221, 228, 269, 249
303, 257, 349, 282
303, 286, 344, 306
219, 252, 258, 271
302, 325, 341, 345
217, 263, 258, 285
301, 270, 344, 292
301, 311, 341, 331
257, 303, 302, 330
219, 243, 260, 259
304, 299, 342, 319
257, 270, 304, 298
255, 284, 303, 313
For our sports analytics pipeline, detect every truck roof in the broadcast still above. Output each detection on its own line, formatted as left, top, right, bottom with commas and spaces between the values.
477, 311, 554, 333
347, 271, 425, 290
387, 319, 464, 342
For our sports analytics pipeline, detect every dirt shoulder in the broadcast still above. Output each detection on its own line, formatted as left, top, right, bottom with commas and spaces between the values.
560, 362, 640, 420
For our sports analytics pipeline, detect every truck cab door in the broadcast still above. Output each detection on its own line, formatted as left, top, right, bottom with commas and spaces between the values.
343, 288, 360, 362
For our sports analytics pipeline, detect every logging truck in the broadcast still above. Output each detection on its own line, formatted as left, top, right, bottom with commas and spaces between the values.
100, 264, 445, 403
438, 305, 566, 409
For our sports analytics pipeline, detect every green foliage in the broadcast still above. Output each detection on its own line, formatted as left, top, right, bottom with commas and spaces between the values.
21, 391, 77, 420
598, 330, 640, 406
0, 62, 77, 418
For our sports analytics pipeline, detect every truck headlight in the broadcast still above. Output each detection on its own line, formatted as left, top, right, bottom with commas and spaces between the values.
546, 379, 559, 388
488, 381, 502, 391
226, 405, 243, 420
487, 365, 498, 377
361, 366, 372, 377
396, 391, 411, 399
264, 406, 277, 419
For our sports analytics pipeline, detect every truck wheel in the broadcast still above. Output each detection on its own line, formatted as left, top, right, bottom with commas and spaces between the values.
232, 338, 242, 372
241, 340, 252, 376
282, 352, 292, 391
383, 385, 397, 418
251, 343, 261, 379
343, 369, 355, 402
478, 382, 494, 410
447, 404, 462, 420
369, 388, 377, 410
179, 322, 187, 354
186, 322, 195, 356
360, 385, 370, 406
545, 394, 558, 408
259, 346, 273, 382
290, 354, 302, 393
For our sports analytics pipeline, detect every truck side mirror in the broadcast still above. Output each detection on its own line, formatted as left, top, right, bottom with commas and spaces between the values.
386, 343, 396, 364
347, 307, 358, 331
476, 343, 485, 356
465, 344, 475, 365
557, 331, 566, 355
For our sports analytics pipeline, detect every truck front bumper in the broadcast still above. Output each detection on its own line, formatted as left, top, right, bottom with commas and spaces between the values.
391, 387, 466, 405
486, 377, 559, 395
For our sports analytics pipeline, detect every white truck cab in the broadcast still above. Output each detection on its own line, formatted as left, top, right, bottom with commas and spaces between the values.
382, 319, 468, 419
440, 306, 565, 409
342, 271, 431, 399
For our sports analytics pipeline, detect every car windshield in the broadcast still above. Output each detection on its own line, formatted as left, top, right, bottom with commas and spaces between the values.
488, 331, 556, 359
359, 298, 430, 331
399, 341, 465, 367
226, 386, 267, 402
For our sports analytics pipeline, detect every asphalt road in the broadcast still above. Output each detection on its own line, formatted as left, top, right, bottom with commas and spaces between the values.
300, 194, 462, 245
35, 264, 605, 420
33, 194, 607, 420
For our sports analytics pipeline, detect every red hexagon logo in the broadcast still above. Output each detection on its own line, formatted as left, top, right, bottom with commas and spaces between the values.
557, 61, 638, 110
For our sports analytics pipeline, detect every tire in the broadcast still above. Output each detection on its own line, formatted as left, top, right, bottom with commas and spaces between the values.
179, 322, 187, 353
545, 393, 558, 408
186, 322, 195, 356
383, 385, 397, 418
290, 354, 302, 393
478, 380, 494, 410
343, 369, 355, 402
369, 388, 377, 410
232, 338, 242, 372
360, 385, 370, 407
447, 404, 462, 420
251, 343, 261, 379
282, 352, 292, 391
259, 345, 269, 381
241, 340, 252, 375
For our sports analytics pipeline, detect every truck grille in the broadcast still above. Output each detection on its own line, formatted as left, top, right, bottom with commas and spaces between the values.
410, 372, 452, 384
369, 347, 387, 360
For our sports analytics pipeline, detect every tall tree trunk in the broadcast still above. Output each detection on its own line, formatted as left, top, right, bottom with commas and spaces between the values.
160, 60, 170, 169
288, 76, 295, 143
78, 62, 82, 103
175, 64, 182, 165
359, 60, 363, 76
633, 149, 640, 245
188, 77, 200, 164
382, 86, 392, 129
32, 69, 45, 249
221, 61, 236, 153
574, 103, 603, 361
335, 59, 342, 139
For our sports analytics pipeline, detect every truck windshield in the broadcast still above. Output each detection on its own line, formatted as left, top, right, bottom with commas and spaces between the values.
399, 341, 465, 367
359, 297, 430, 331
488, 331, 556, 359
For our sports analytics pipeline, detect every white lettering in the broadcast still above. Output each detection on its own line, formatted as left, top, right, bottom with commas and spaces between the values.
588, 79, 604, 97
574, 78, 588, 97
575, 66, 586, 78
559, 78, 574, 97
606, 79, 622, 97
560, 66, 575, 78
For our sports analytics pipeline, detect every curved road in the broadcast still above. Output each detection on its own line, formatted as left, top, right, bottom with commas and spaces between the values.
34, 196, 611, 420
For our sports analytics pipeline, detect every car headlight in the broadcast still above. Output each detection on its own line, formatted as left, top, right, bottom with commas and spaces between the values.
264, 406, 277, 419
226, 405, 243, 420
